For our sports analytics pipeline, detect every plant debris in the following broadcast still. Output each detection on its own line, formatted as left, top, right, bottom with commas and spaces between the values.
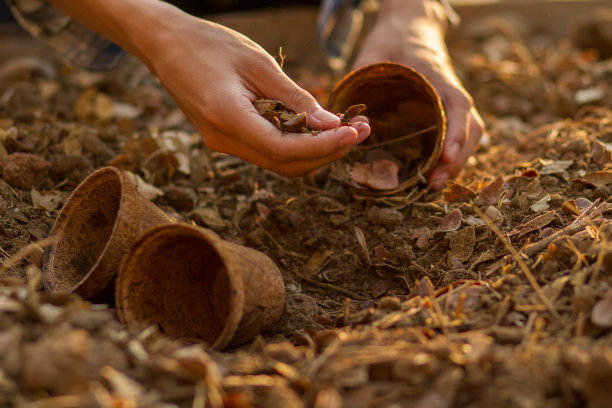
0, 4, 612, 407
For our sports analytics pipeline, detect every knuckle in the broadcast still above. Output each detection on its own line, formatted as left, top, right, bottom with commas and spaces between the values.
288, 87, 313, 110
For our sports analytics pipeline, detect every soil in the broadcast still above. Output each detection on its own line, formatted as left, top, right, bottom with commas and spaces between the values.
0, 3, 611, 408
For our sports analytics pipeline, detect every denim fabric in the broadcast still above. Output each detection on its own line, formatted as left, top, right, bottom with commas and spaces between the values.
5, 0, 361, 71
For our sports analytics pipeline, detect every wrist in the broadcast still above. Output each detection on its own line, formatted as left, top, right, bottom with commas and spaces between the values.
376, 0, 448, 38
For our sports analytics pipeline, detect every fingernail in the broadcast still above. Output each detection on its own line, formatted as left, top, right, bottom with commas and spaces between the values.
312, 109, 340, 125
447, 142, 460, 162
350, 122, 370, 140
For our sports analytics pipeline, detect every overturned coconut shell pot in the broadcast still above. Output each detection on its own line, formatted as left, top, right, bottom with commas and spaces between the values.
116, 223, 285, 350
327, 62, 446, 194
42, 166, 174, 302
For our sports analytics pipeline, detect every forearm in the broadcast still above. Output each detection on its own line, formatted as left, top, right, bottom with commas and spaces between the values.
45, 0, 181, 71
376, 0, 448, 51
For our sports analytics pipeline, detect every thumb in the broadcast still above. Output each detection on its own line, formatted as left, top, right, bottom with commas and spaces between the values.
269, 75, 341, 130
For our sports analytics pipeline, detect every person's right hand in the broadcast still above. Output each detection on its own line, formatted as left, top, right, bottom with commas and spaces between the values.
142, 10, 370, 177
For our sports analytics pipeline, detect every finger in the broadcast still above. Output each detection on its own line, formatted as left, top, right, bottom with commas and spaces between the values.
200, 125, 359, 177
427, 109, 485, 190
213, 95, 370, 163
348, 115, 369, 124
256, 69, 342, 130
439, 91, 471, 164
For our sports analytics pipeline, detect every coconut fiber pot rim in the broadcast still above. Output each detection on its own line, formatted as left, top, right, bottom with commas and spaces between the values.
116, 223, 248, 350
327, 62, 447, 191
42, 167, 130, 298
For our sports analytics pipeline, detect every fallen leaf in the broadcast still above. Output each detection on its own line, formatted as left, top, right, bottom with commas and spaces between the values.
101, 366, 144, 400
371, 280, 388, 298
478, 175, 504, 205
591, 140, 611, 165
304, 250, 334, 276
531, 194, 551, 212
468, 249, 495, 272
191, 207, 228, 229
541, 276, 569, 303
122, 171, 163, 200
350, 160, 399, 190
525, 178, 543, 198
354, 226, 371, 265
464, 215, 485, 226
113, 102, 142, 120
562, 198, 593, 215
448, 227, 476, 262
31, 188, 62, 212
443, 181, 476, 203
591, 288, 612, 329
576, 171, 612, 188
411, 227, 431, 249
94, 92, 115, 121
373, 244, 392, 264
539, 159, 573, 176
515, 211, 556, 237
484, 206, 504, 224
436, 209, 462, 231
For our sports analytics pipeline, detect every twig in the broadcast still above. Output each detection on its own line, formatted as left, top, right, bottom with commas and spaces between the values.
354, 125, 438, 150
0, 236, 58, 277
522, 200, 605, 257
292, 268, 366, 301
474, 206, 562, 323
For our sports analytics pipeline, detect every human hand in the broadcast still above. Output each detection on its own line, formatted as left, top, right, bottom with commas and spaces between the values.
143, 10, 370, 177
353, 0, 485, 190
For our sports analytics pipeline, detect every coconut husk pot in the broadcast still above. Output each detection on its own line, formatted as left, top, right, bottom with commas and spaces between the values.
116, 223, 285, 350
327, 62, 446, 193
42, 166, 174, 301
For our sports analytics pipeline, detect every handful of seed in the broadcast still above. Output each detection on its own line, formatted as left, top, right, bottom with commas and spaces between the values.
253, 99, 312, 133
253, 98, 366, 134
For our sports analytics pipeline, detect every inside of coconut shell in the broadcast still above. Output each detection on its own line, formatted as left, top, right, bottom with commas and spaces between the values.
118, 231, 232, 345
328, 65, 445, 190
44, 173, 121, 292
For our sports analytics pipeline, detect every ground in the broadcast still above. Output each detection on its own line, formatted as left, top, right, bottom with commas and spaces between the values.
0, 2, 611, 407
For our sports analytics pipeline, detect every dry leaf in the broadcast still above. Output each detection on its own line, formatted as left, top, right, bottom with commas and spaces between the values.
478, 175, 505, 205
437, 209, 462, 231
591, 140, 611, 165
484, 206, 504, 224
541, 276, 569, 303
516, 211, 556, 237
113, 102, 142, 120
531, 194, 551, 212
122, 171, 163, 200
304, 250, 334, 276
443, 181, 476, 203
562, 198, 593, 215
449, 227, 476, 262
354, 226, 371, 265
94, 92, 115, 121
539, 159, 573, 176
576, 171, 612, 188
101, 366, 145, 400
525, 178, 543, 198
191, 207, 228, 229
373, 244, 392, 264
591, 288, 612, 329
350, 160, 399, 190
468, 249, 495, 272
411, 227, 431, 249
30, 188, 62, 212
